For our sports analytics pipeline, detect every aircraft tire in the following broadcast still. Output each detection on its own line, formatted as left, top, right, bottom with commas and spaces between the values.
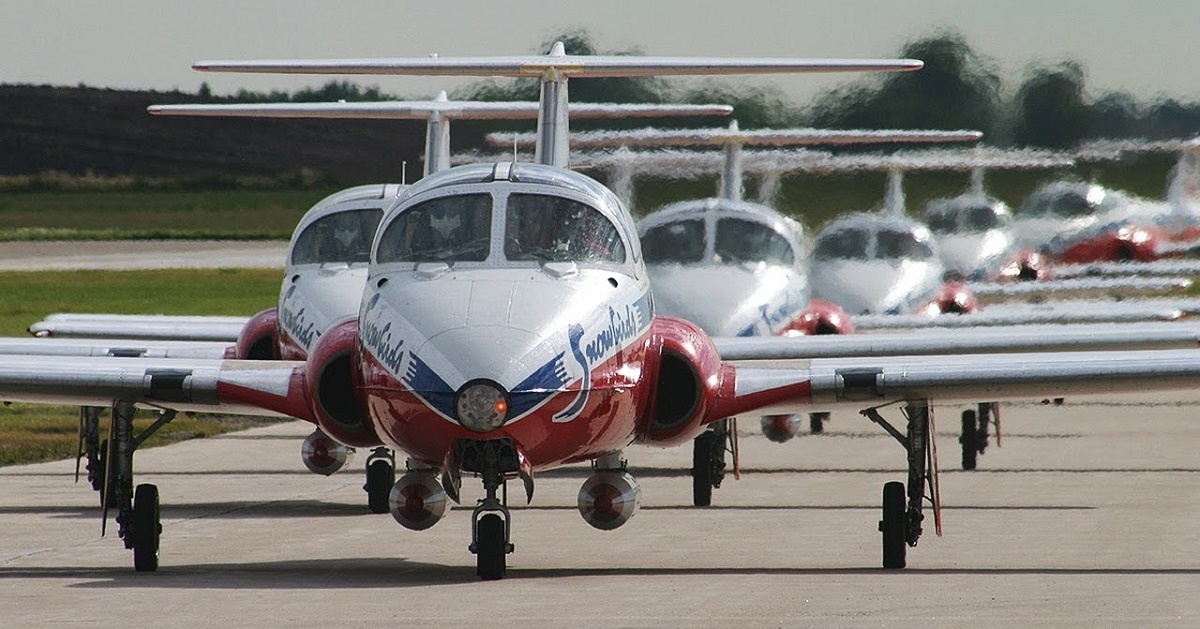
960, 410, 978, 471
132, 483, 161, 572
476, 513, 506, 580
880, 481, 906, 569
365, 459, 394, 514
691, 432, 714, 507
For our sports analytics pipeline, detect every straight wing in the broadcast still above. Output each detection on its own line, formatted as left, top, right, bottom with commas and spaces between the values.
715, 321, 1200, 360
718, 348, 1200, 418
28, 316, 246, 341
0, 355, 311, 420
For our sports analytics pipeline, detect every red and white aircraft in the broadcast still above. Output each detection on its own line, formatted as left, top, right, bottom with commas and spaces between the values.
5, 46, 1200, 581
1014, 137, 1200, 264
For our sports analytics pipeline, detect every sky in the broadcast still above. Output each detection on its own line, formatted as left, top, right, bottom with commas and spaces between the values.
4, 0, 1199, 107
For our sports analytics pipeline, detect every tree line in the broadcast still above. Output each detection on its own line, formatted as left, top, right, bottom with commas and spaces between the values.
206, 29, 1200, 149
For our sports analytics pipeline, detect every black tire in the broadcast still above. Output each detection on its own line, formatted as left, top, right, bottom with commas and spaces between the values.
960, 409, 978, 471
476, 513, 506, 580
132, 484, 160, 572
810, 412, 829, 434
365, 460, 394, 514
691, 432, 714, 507
881, 481, 906, 569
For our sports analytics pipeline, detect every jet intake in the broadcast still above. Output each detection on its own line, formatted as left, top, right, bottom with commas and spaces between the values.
234, 308, 279, 360
642, 316, 723, 446
306, 318, 382, 448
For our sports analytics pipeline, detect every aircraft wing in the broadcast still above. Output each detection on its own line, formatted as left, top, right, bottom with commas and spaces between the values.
28, 314, 247, 341
193, 55, 922, 78
850, 298, 1200, 329
0, 337, 231, 359
0, 355, 311, 420
1053, 259, 1200, 278
714, 321, 1200, 360
968, 276, 1192, 298
717, 348, 1200, 418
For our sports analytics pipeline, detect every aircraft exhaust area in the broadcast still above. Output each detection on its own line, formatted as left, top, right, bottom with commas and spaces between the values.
0, 396, 1195, 627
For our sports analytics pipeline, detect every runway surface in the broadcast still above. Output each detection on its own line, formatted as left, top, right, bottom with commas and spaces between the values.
0, 241, 288, 270
1, 396, 1196, 627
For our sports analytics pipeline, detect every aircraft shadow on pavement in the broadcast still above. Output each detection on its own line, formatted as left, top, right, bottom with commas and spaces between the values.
1, 562, 1196, 590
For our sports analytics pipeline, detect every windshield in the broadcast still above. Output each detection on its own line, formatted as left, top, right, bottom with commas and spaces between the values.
291, 208, 383, 265
504, 193, 626, 263
926, 211, 958, 234
876, 229, 934, 260
814, 227, 869, 260
964, 204, 1004, 231
376, 193, 492, 263
714, 217, 794, 266
641, 219, 704, 264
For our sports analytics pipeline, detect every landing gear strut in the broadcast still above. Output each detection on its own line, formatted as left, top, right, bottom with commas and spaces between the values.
863, 400, 942, 570
691, 418, 737, 507
87, 401, 176, 572
454, 438, 521, 580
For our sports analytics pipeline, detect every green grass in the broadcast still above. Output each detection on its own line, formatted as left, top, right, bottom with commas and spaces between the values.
0, 189, 326, 240
0, 268, 286, 466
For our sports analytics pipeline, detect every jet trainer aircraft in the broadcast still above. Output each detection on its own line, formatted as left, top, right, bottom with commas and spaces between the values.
20, 94, 736, 511
5, 45, 1200, 582
1014, 137, 1200, 264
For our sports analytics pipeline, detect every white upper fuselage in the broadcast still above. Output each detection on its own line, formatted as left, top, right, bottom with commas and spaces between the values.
1014, 181, 1170, 255
810, 213, 944, 315
359, 163, 652, 465
638, 198, 809, 337
277, 184, 402, 356
924, 195, 1017, 280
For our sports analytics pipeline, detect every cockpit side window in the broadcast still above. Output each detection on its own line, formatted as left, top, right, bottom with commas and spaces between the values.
714, 217, 794, 266
926, 211, 957, 234
292, 208, 383, 265
876, 229, 934, 260
964, 205, 1002, 231
504, 193, 626, 263
376, 193, 492, 263
814, 228, 869, 260
641, 219, 704, 264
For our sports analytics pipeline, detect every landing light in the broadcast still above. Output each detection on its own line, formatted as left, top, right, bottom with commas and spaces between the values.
456, 381, 510, 433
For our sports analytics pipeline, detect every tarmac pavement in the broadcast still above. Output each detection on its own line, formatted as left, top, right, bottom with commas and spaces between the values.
1, 396, 1197, 628
0, 241, 288, 270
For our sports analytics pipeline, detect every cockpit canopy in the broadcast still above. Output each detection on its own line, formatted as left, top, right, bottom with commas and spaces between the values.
638, 199, 801, 268
1020, 182, 1121, 219
374, 163, 633, 267
924, 197, 1012, 234
292, 208, 383, 265
814, 215, 937, 262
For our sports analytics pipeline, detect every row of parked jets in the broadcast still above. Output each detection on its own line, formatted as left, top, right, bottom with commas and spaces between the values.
4, 43, 1200, 580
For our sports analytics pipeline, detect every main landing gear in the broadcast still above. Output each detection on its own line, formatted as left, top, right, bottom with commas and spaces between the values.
691, 418, 738, 507
76, 401, 174, 572
364, 447, 396, 514
960, 402, 1001, 471
862, 400, 942, 569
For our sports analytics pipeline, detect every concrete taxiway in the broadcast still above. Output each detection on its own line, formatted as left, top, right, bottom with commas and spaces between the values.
0, 241, 288, 271
1, 397, 1197, 628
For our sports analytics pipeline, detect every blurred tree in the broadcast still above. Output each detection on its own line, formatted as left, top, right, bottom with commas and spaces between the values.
1091, 90, 1141, 138
1012, 61, 1091, 148
809, 30, 1002, 135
